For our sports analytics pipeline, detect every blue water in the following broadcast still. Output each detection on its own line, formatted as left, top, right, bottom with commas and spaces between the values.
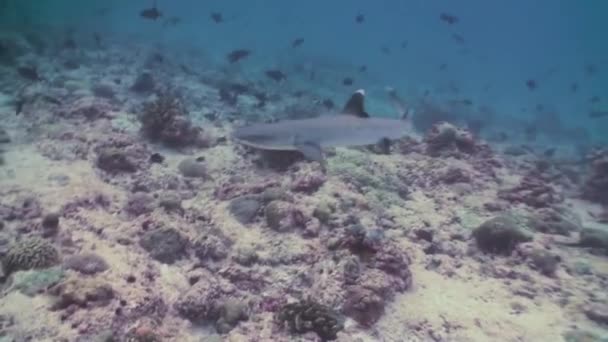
2, 0, 606, 143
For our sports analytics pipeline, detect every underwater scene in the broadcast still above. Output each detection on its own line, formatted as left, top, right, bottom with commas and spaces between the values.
0, 0, 608, 341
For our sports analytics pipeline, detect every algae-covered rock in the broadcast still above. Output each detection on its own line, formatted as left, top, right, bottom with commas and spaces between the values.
265, 200, 296, 232
563, 330, 608, 342
527, 207, 582, 236
528, 249, 559, 276
2, 238, 60, 275
49, 277, 114, 310
276, 300, 344, 341
215, 298, 249, 334
577, 228, 608, 251
229, 195, 261, 224
178, 158, 208, 178
9, 266, 64, 296
63, 253, 109, 275
140, 227, 189, 264
473, 215, 533, 254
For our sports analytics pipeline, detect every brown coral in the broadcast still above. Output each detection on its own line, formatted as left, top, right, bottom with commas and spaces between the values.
139, 92, 207, 148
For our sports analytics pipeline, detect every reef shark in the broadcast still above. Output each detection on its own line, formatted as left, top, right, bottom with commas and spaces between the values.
232, 89, 412, 168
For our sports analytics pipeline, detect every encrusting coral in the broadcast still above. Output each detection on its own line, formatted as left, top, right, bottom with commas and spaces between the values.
276, 300, 344, 341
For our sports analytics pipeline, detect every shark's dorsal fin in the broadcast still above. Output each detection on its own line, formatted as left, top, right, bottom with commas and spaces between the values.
342, 89, 369, 118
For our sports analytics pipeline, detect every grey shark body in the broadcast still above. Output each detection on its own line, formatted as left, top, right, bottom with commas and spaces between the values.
232, 89, 411, 166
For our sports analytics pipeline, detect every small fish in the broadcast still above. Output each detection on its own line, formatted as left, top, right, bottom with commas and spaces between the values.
179, 64, 192, 74
439, 63, 448, 71
359, 65, 367, 72
14, 98, 25, 115
589, 111, 608, 119
543, 148, 556, 157
585, 63, 597, 76
226, 49, 251, 63
63, 37, 77, 50
526, 79, 537, 90
355, 13, 365, 23
400, 41, 408, 49
322, 99, 334, 110
163, 16, 181, 27
41, 95, 61, 105
590, 96, 600, 104
140, 1, 162, 20
440, 12, 459, 25
17, 66, 40, 81
265, 69, 286, 82
292, 38, 304, 48
451, 33, 465, 45
381, 46, 391, 55
210, 12, 223, 23
570, 82, 578, 93
535, 104, 544, 112
93, 33, 102, 48
342, 77, 354, 86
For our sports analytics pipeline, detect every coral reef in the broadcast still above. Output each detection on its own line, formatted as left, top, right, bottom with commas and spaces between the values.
498, 172, 564, 208
2, 238, 60, 275
139, 92, 207, 148
139, 227, 189, 264
276, 300, 344, 341
63, 253, 109, 275
582, 156, 608, 204
48, 277, 114, 310
473, 215, 533, 254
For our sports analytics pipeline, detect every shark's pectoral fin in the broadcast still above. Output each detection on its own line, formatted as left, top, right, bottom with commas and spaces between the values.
295, 141, 326, 169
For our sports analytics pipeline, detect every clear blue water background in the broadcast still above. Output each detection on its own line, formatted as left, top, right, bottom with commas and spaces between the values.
2, 0, 607, 142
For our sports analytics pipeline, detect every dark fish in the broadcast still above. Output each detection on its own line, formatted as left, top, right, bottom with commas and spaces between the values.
14, 98, 25, 115
41, 95, 61, 105
342, 77, 354, 86
93, 33, 102, 48
292, 38, 304, 48
440, 13, 459, 24
535, 104, 544, 112
585, 63, 597, 76
400, 41, 408, 49
219, 87, 237, 106
439, 63, 448, 71
570, 82, 578, 93
359, 65, 367, 72
253, 92, 267, 108
355, 13, 364, 23
462, 99, 473, 106
211, 12, 223, 23
228, 83, 249, 94
226, 49, 251, 63
526, 79, 537, 90
381, 46, 391, 55
63, 37, 77, 50
140, 1, 162, 21
179, 64, 192, 74
95, 7, 111, 16
451, 33, 465, 44
17, 66, 40, 81
589, 111, 608, 119
151, 53, 164, 64
265, 69, 286, 82
163, 16, 181, 27
543, 148, 556, 157
590, 96, 600, 104
322, 99, 334, 110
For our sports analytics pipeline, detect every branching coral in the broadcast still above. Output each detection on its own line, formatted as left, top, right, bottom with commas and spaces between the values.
139, 91, 206, 148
